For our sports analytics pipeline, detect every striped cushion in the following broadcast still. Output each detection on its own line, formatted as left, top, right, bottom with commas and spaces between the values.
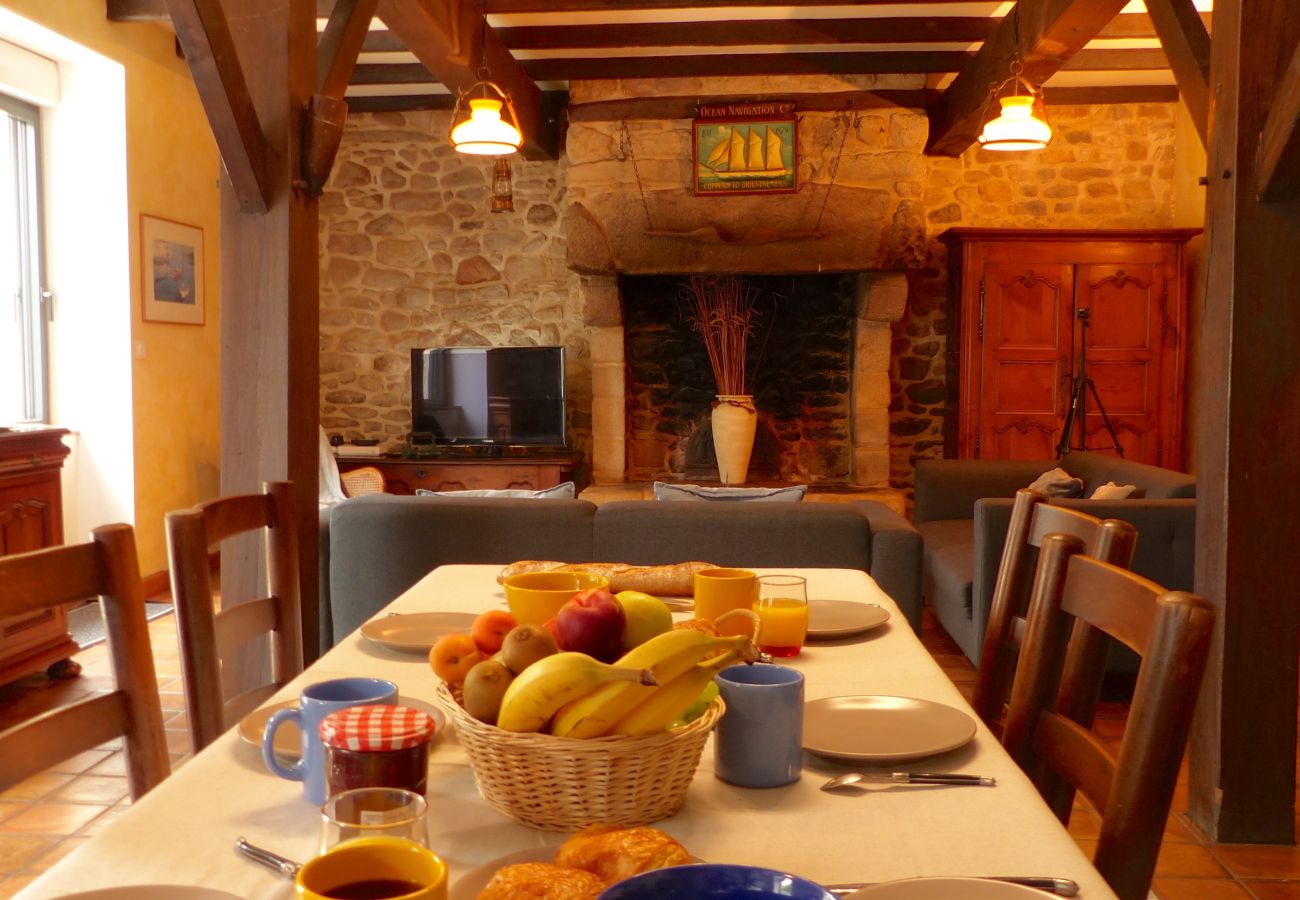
416, 481, 576, 500
652, 482, 807, 502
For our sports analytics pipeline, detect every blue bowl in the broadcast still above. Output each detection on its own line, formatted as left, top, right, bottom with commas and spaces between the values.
597, 863, 836, 899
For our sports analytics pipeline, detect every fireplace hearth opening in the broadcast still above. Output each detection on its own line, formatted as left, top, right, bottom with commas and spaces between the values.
620, 273, 855, 484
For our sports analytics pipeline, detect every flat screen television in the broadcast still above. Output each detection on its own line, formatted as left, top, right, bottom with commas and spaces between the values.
410, 346, 567, 448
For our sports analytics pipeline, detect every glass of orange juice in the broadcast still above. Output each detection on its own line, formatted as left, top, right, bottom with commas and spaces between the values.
755, 575, 809, 657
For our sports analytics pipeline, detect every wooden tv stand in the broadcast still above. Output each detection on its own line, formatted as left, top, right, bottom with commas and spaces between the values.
337, 454, 580, 495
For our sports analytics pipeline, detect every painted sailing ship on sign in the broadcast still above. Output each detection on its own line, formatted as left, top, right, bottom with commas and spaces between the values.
692, 107, 797, 196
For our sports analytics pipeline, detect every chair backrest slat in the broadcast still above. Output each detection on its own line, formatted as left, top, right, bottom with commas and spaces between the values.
167, 481, 303, 752
973, 489, 1138, 730
0, 524, 169, 800
1004, 540, 1215, 900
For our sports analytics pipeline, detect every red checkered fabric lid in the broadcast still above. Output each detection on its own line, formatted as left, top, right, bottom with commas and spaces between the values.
319, 704, 437, 751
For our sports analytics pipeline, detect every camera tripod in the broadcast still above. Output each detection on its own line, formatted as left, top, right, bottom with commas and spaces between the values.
1055, 308, 1124, 459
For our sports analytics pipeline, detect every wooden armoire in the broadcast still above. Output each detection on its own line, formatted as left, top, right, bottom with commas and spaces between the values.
940, 228, 1200, 468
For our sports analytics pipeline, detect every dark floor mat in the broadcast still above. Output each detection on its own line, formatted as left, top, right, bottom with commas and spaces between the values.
68, 602, 173, 650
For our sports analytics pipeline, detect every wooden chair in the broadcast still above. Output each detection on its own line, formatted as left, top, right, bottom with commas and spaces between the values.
340, 465, 386, 496
166, 481, 303, 752
0, 524, 169, 799
971, 489, 1138, 731
1002, 535, 1215, 900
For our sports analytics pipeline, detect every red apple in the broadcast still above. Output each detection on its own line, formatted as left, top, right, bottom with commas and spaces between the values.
555, 588, 627, 663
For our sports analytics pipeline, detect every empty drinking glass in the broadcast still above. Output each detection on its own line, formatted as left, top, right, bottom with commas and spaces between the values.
319, 787, 429, 853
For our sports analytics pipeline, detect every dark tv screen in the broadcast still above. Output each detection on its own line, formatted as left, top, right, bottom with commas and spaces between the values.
410, 346, 567, 447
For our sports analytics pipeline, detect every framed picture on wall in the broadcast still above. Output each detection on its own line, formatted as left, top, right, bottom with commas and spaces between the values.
141, 214, 204, 325
692, 102, 798, 196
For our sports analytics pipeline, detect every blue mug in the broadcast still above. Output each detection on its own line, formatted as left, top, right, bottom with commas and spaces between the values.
714, 664, 804, 788
262, 677, 398, 804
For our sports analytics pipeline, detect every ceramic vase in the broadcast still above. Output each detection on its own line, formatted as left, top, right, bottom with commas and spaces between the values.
711, 394, 757, 485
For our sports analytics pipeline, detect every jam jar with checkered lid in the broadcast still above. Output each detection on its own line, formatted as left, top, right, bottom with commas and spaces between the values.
319, 704, 437, 798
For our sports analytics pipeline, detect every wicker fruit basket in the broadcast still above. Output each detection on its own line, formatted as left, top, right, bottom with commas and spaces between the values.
435, 680, 724, 832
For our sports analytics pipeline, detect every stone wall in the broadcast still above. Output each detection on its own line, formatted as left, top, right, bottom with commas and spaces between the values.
890, 102, 1181, 501
318, 110, 592, 471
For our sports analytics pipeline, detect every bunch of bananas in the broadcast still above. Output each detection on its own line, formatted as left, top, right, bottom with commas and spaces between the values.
495, 628, 758, 736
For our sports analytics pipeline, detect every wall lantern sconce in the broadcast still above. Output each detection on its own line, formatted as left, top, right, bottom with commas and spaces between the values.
977, 59, 1052, 152
448, 72, 523, 156
491, 157, 514, 212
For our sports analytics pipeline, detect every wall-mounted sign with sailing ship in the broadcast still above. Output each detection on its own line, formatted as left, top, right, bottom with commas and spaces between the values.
692, 103, 798, 196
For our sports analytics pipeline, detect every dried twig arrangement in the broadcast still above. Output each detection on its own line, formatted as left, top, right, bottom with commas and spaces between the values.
681, 274, 761, 396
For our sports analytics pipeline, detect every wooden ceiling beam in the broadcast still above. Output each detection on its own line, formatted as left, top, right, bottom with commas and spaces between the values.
164, 0, 271, 213
523, 51, 973, 80
1258, 39, 1300, 202
375, 0, 556, 160
498, 18, 995, 49
106, 0, 168, 20
1145, 0, 1209, 147
485, 0, 979, 10
924, 0, 1130, 157
318, 0, 379, 97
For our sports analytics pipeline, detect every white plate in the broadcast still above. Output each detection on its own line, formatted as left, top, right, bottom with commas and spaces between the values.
802, 696, 976, 762
360, 611, 479, 653
846, 877, 1048, 898
806, 599, 890, 639
52, 888, 242, 899
238, 696, 447, 761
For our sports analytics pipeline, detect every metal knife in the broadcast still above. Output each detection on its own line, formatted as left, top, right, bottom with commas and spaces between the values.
823, 876, 1079, 897
821, 772, 997, 790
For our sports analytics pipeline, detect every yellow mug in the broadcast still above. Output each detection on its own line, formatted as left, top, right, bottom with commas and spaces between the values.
694, 567, 758, 623
296, 836, 447, 900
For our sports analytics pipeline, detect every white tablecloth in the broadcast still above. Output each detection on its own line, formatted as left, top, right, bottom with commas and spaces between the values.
19, 566, 1117, 899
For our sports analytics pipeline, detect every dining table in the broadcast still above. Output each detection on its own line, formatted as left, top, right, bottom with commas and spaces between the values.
16, 565, 1119, 899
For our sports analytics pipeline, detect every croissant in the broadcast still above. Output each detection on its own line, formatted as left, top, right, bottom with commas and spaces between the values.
554, 824, 693, 885
476, 862, 605, 900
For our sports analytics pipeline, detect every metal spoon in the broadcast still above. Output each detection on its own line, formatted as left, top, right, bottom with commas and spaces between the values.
823, 876, 1078, 897
235, 837, 301, 879
821, 771, 996, 790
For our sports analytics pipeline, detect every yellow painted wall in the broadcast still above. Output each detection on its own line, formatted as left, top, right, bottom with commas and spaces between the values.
1, 1, 221, 575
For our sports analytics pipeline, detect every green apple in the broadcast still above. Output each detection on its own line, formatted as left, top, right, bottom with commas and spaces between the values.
614, 590, 674, 649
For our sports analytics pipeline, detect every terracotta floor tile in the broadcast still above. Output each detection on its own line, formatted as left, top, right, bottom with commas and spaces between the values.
165, 729, 193, 755
0, 873, 39, 898
84, 753, 127, 778
1156, 840, 1230, 878
74, 804, 129, 838
0, 833, 56, 874
28, 835, 91, 873
158, 691, 187, 711
1243, 880, 1300, 899
42, 749, 112, 776
0, 807, 23, 828
1213, 844, 1300, 879
49, 775, 129, 805
1152, 877, 1254, 899
0, 774, 71, 803
0, 803, 104, 836
1066, 807, 1102, 841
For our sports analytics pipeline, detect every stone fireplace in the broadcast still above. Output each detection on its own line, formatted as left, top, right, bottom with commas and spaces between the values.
560, 75, 926, 510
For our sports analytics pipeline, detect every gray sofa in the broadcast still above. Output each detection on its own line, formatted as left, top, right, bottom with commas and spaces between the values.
321, 495, 922, 649
914, 451, 1197, 664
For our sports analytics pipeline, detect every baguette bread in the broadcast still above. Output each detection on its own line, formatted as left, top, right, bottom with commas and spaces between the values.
497, 560, 715, 597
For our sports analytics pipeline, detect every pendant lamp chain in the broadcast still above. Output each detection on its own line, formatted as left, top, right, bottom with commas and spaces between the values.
621, 119, 655, 231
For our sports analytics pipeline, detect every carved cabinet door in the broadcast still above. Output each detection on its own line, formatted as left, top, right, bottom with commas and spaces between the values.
945, 230, 1192, 468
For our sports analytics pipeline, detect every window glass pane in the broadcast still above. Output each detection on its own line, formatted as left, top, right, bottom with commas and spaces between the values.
0, 94, 45, 424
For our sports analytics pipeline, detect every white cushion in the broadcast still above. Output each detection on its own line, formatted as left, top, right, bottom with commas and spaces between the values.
415, 481, 576, 500
1090, 481, 1138, 500
1025, 467, 1084, 498
652, 482, 807, 502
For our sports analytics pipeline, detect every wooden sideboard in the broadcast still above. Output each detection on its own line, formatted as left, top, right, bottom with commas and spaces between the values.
336, 454, 581, 495
0, 426, 80, 684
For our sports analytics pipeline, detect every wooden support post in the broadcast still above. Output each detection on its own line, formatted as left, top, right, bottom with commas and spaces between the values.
216, 0, 322, 664
1191, 0, 1300, 844
1258, 39, 1300, 202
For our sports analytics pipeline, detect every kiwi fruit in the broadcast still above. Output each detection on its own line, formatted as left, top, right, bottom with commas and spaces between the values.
462, 658, 515, 724
500, 624, 559, 675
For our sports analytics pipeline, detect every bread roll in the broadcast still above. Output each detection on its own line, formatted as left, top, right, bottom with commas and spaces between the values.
496, 561, 715, 596
475, 862, 604, 899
